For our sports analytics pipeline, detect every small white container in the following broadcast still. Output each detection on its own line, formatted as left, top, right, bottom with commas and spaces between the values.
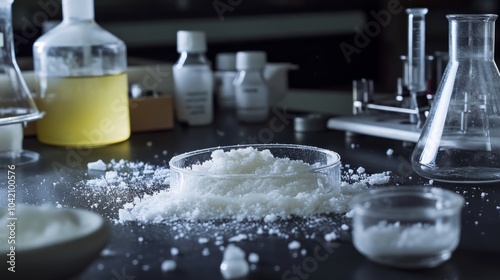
234, 51, 269, 123
351, 186, 464, 269
173, 30, 214, 126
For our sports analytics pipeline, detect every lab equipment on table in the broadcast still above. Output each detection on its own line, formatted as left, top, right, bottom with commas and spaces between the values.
328, 8, 437, 142
234, 51, 269, 123
0, 0, 43, 165
412, 14, 500, 183
33, 0, 130, 147
215, 52, 237, 109
351, 186, 464, 269
173, 30, 214, 126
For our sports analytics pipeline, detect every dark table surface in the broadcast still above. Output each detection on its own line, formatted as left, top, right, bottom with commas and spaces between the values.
3, 109, 500, 280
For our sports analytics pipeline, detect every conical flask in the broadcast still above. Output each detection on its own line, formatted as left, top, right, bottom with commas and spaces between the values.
0, 0, 43, 166
0, 0, 43, 125
411, 14, 500, 183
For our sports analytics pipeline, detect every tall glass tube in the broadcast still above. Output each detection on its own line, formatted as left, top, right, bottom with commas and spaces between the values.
411, 14, 500, 183
406, 8, 428, 93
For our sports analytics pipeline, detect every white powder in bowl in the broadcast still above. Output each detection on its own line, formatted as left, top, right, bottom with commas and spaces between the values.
353, 221, 459, 257
119, 147, 343, 222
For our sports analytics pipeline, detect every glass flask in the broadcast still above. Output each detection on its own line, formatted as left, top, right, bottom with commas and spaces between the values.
0, 0, 43, 166
33, 0, 130, 147
411, 14, 500, 183
0, 0, 43, 125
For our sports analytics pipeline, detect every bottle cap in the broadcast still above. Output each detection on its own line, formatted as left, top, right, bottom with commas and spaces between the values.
236, 51, 267, 70
176, 30, 207, 53
216, 53, 236, 71
62, 0, 94, 20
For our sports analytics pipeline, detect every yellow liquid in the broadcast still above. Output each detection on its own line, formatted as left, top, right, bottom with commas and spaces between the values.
37, 73, 130, 147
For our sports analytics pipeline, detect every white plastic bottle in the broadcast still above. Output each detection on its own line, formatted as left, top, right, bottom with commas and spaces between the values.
173, 30, 214, 125
215, 53, 237, 109
234, 51, 269, 122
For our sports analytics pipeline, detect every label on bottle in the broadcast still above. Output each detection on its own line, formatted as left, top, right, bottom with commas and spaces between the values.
235, 85, 269, 122
215, 71, 237, 108
173, 66, 214, 125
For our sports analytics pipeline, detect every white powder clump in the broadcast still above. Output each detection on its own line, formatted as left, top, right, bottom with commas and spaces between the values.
248, 253, 259, 263
161, 260, 177, 272
288, 240, 301, 250
87, 159, 107, 171
220, 244, 249, 279
170, 247, 179, 256
324, 231, 338, 242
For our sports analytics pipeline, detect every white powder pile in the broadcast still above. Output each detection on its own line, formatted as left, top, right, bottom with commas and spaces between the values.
353, 221, 459, 257
119, 147, 390, 223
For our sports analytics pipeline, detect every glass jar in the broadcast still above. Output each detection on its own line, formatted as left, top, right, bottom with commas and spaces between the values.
33, 0, 130, 147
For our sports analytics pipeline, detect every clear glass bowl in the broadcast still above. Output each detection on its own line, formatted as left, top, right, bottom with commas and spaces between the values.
168, 144, 341, 199
351, 186, 464, 269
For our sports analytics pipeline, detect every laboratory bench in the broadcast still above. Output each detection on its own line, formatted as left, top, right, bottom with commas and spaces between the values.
3, 108, 500, 280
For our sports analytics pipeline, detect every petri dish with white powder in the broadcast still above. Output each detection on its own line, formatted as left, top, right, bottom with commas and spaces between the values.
167, 144, 341, 221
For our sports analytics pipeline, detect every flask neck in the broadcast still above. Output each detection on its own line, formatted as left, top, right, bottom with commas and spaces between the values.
448, 14, 497, 61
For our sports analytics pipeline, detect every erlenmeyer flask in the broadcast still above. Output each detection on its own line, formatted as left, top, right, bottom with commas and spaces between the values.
0, 0, 43, 166
411, 14, 500, 183
0, 0, 43, 125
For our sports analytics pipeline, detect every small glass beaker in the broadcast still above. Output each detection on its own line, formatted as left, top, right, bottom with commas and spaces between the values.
412, 14, 500, 183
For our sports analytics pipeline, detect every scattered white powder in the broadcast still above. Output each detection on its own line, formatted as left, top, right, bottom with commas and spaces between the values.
353, 221, 459, 257
118, 148, 390, 223
288, 240, 301, 250
220, 244, 249, 279
87, 159, 107, 171
74, 155, 391, 261
161, 260, 177, 272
